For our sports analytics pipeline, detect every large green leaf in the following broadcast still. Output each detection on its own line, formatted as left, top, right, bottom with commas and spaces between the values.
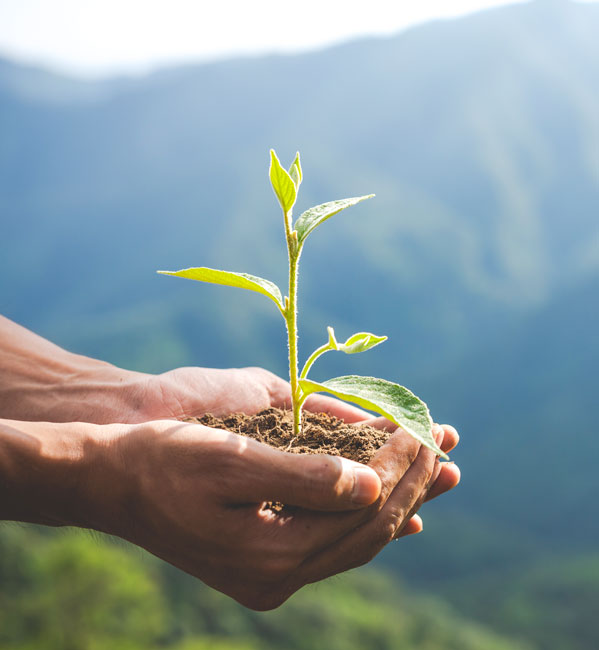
157, 267, 285, 313
269, 149, 297, 214
294, 195, 374, 246
299, 375, 445, 457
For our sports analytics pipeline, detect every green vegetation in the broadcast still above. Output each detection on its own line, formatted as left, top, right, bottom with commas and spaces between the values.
441, 552, 599, 650
0, 526, 164, 650
158, 150, 443, 456
0, 525, 529, 650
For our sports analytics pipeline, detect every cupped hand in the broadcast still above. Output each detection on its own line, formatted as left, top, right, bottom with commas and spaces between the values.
92, 417, 459, 611
141, 365, 370, 422
142, 365, 460, 540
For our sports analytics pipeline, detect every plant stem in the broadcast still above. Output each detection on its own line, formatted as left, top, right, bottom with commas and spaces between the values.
300, 343, 331, 380
286, 240, 301, 437
296, 343, 333, 413
283, 209, 302, 437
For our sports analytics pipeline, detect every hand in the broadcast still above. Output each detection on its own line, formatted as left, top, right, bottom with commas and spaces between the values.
142, 367, 460, 534
0, 309, 369, 424
0, 413, 458, 611
142, 366, 460, 533
141, 365, 371, 422
354, 418, 460, 538
0, 313, 460, 599
88, 418, 459, 610
0, 313, 443, 444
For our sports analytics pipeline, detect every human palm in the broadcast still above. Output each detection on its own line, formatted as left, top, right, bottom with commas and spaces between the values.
143, 365, 460, 512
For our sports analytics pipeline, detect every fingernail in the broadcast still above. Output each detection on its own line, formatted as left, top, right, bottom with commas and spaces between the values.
351, 466, 381, 506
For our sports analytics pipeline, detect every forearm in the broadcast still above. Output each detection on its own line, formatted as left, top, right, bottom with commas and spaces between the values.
0, 418, 127, 528
0, 316, 150, 423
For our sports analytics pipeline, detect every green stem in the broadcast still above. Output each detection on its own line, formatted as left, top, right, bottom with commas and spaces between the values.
284, 210, 302, 437
297, 341, 334, 413
296, 389, 310, 413
300, 343, 332, 380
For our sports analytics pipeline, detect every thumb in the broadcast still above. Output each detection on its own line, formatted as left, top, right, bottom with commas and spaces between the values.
240, 443, 381, 511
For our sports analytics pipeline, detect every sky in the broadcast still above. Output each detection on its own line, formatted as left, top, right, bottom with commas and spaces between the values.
0, 0, 594, 78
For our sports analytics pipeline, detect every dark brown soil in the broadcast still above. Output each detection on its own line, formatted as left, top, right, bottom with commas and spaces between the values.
186, 407, 391, 464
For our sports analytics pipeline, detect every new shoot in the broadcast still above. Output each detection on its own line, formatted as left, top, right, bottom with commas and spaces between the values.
158, 150, 446, 458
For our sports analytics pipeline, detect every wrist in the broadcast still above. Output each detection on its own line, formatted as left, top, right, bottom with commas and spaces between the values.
0, 419, 133, 530
0, 316, 154, 423
49, 354, 154, 424
7, 349, 152, 424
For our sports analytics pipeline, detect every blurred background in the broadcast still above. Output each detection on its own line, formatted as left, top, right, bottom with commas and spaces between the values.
1, 0, 598, 648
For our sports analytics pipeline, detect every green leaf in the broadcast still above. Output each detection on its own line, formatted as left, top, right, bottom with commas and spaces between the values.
327, 326, 338, 348
328, 327, 387, 354
299, 375, 446, 458
157, 267, 285, 313
294, 195, 374, 246
288, 151, 302, 190
269, 149, 297, 213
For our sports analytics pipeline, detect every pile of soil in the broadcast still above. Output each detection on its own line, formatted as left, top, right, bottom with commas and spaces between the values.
186, 407, 391, 464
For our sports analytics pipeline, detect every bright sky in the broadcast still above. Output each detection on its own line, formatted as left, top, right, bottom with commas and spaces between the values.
0, 0, 592, 78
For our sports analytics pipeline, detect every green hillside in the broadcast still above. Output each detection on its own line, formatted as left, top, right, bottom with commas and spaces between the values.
1, 0, 598, 648
0, 525, 532, 650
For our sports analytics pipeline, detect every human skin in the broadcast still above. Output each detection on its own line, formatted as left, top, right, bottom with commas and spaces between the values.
0, 316, 460, 609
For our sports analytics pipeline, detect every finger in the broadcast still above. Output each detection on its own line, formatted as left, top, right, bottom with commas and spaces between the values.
388, 460, 460, 539
392, 456, 441, 538
297, 441, 437, 584
260, 427, 443, 562
357, 416, 397, 432
394, 462, 460, 542
368, 426, 425, 503
395, 513, 423, 537
425, 462, 461, 501
349, 440, 437, 547
303, 393, 371, 423
245, 416, 434, 513
273, 425, 426, 558
227, 436, 382, 510
434, 423, 459, 454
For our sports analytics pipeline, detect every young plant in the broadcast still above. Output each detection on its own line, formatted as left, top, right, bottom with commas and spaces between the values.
158, 150, 446, 458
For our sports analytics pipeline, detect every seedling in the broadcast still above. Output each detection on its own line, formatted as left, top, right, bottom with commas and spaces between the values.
158, 150, 446, 458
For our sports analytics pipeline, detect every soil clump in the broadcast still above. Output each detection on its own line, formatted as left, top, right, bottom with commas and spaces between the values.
186, 407, 391, 464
